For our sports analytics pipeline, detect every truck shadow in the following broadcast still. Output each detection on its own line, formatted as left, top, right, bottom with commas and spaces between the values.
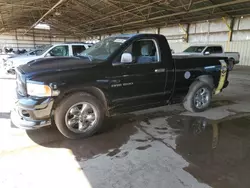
25, 109, 181, 161
26, 115, 137, 160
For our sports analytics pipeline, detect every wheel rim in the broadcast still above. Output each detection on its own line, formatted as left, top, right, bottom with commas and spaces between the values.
65, 102, 97, 133
194, 87, 210, 109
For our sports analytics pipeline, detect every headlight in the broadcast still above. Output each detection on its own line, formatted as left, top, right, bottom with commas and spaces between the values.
27, 83, 52, 97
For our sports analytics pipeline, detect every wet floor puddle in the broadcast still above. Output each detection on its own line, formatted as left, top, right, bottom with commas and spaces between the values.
210, 99, 235, 108
165, 113, 250, 188
24, 107, 250, 188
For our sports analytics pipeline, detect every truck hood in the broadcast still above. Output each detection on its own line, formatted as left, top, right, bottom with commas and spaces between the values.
18, 57, 97, 75
10, 55, 40, 66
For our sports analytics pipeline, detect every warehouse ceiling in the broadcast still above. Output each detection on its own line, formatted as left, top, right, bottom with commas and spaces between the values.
0, 0, 250, 37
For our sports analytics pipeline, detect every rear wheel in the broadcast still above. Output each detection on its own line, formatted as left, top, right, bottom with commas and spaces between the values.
54, 92, 105, 139
183, 81, 212, 112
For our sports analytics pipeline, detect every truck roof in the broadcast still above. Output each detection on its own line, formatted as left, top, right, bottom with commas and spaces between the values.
63, 42, 93, 44
112, 33, 161, 38
190, 44, 223, 47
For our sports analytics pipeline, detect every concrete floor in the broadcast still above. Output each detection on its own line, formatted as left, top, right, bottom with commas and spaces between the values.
1, 66, 250, 188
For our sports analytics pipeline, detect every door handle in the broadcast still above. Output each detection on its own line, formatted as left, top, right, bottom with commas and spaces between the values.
155, 68, 165, 73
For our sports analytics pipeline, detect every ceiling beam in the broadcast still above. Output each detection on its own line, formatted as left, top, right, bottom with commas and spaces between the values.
0, 2, 50, 10
187, 0, 194, 11
103, 0, 146, 20
23, 0, 67, 35
93, 6, 250, 35
74, 0, 121, 25
78, 0, 164, 27
207, 0, 230, 17
90, 0, 250, 32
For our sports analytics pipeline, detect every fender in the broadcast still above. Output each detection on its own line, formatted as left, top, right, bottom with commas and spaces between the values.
54, 85, 110, 115
195, 75, 214, 89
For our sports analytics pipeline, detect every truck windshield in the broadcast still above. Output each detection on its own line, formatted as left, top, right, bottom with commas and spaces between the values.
80, 37, 129, 61
36, 45, 53, 56
184, 46, 205, 53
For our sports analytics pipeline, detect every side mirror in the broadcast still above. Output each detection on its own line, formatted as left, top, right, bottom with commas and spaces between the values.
204, 51, 210, 55
121, 53, 132, 63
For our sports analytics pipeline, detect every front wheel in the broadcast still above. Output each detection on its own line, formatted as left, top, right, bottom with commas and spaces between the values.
54, 92, 105, 139
183, 81, 212, 113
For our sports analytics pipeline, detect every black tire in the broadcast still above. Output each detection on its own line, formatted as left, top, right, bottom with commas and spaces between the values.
183, 81, 212, 113
54, 92, 105, 139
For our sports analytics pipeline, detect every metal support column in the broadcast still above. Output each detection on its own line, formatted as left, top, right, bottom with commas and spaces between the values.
222, 17, 234, 42
179, 23, 189, 43
32, 29, 35, 48
15, 29, 19, 50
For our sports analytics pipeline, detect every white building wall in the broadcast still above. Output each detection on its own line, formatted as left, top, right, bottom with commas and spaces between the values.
160, 25, 186, 43
139, 28, 157, 34
0, 29, 83, 51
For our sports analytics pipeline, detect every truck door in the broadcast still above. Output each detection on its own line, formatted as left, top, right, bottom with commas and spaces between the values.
204, 46, 223, 56
112, 38, 171, 106
72, 45, 86, 56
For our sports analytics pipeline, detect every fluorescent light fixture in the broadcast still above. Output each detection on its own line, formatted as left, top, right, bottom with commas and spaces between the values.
35, 23, 50, 30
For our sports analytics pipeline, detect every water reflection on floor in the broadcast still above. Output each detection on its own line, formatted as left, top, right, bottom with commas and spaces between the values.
167, 115, 250, 188
6, 109, 250, 188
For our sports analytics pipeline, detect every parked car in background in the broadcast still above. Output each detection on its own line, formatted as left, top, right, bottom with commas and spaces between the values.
2, 49, 43, 65
11, 34, 230, 139
4, 43, 90, 74
177, 45, 240, 70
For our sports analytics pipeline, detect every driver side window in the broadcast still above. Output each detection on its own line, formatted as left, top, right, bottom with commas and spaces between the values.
115, 39, 160, 64
47, 45, 69, 57
204, 47, 213, 54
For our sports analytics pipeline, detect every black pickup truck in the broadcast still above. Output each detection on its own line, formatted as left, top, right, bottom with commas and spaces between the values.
11, 34, 229, 139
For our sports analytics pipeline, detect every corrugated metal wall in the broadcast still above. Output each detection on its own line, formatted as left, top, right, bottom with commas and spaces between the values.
164, 16, 250, 66
0, 29, 84, 51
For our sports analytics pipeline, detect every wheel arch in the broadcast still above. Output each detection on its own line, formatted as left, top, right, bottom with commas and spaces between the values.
54, 86, 109, 116
194, 75, 214, 89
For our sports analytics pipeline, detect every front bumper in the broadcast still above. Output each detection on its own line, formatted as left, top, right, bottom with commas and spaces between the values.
11, 97, 54, 130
